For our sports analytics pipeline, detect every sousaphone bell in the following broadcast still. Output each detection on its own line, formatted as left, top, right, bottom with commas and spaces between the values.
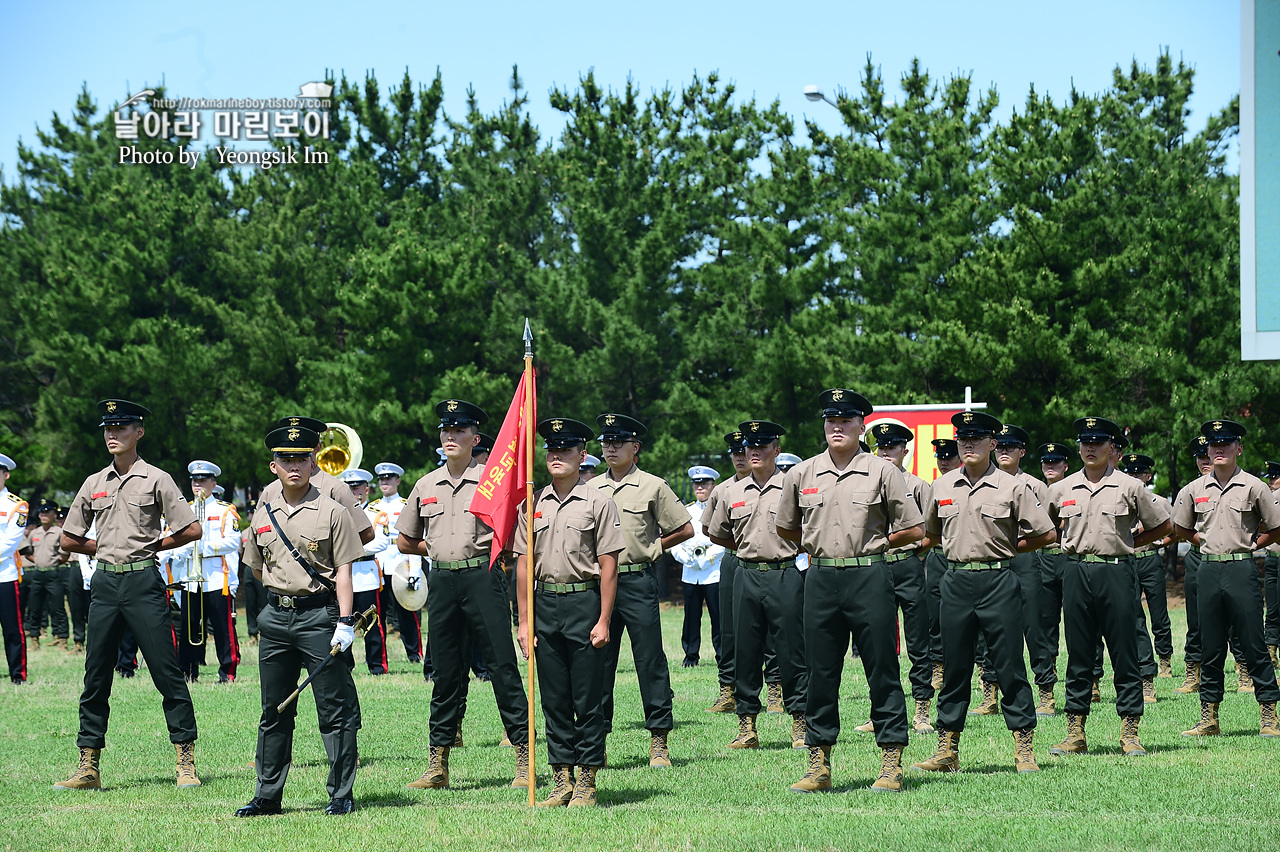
316, 422, 363, 476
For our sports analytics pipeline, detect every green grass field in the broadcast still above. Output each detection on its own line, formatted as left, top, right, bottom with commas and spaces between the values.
2, 601, 1277, 852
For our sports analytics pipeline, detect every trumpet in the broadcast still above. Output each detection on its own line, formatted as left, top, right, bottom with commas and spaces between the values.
185, 492, 206, 646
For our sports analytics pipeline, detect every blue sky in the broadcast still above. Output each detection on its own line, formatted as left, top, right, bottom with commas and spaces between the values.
0, 0, 1241, 180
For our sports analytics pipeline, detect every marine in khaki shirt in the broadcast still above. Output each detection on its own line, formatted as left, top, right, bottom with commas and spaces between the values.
23, 515, 68, 567
513, 480, 625, 584
925, 464, 1053, 563
1049, 468, 1171, 556
246, 488, 364, 595
709, 467, 799, 562
396, 461, 493, 563
65, 459, 197, 565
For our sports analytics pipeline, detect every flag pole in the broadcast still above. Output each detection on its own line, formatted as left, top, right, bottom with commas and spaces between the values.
523, 318, 537, 807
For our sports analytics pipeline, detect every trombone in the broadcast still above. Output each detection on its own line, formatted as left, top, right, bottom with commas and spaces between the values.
185, 492, 206, 646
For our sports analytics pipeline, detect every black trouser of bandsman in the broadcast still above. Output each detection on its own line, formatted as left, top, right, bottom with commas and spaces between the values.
379, 580, 423, 661
889, 552, 934, 701
937, 566, 1037, 732
351, 589, 387, 674
680, 580, 721, 666
601, 567, 674, 733
77, 565, 197, 748
1063, 556, 1144, 717
1, 580, 26, 682
1197, 558, 1280, 704
255, 598, 358, 802
1183, 549, 1244, 664
24, 567, 69, 640
733, 563, 806, 716
426, 564, 528, 747
177, 589, 241, 682
535, 585, 607, 767
804, 561, 907, 747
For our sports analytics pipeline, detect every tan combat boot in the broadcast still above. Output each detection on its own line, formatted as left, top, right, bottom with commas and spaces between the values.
175, 741, 201, 788
453, 722, 464, 747
1158, 655, 1173, 678
1270, 646, 1279, 671
649, 730, 671, 767
1012, 728, 1039, 773
766, 682, 784, 713
1181, 701, 1220, 737
1090, 679, 1102, 703
567, 765, 597, 807
931, 662, 944, 692
1036, 686, 1056, 717
1259, 701, 1279, 738
705, 683, 736, 713
1049, 713, 1088, 755
510, 742, 531, 788
910, 729, 960, 773
1236, 661, 1255, 694
536, 764, 575, 807
728, 714, 759, 749
791, 713, 807, 748
499, 732, 513, 748
869, 746, 905, 793
789, 745, 833, 792
1120, 715, 1146, 756
53, 747, 101, 791
407, 745, 450, 789
1174, 661, 1201, 694
52, 637, 67, 651
1142, 677, 1157, 704
853, 719, 875, 733
913, 699, 934, 734
970, 680, 999, 715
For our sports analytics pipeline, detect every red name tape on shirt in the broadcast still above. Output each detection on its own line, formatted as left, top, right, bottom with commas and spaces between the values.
731, 501, 746, 508
256, 525, 271, 534
423, 497, 438, 505
92, 491, 108, 499
802, 488, 819, 495
1194, 497, 1210, 504
1062, 500, 1076, 507
533, 511, 542, 519
938, 499, 953, 506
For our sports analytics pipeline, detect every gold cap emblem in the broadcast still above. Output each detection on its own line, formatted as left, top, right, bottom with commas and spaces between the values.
962, 413, 973, 423
1000, 425, 1010, 434
288, 417, 300, 427
831, 390, 844, 402
287, 428, 300, 442
551, 420, 564, 432
878, 424, 889, 434
604, 414, 616, 426
1127, 454, 1136, 462
1197, 436, 1207, 445
1085, 417, 1097, 428
1212, 420, 1223, 431
1047, 444, 1056, 453
732, 431, 743, 441
105, 401, 117, 413
750, 422, 760, 432
446, 400, 458, 412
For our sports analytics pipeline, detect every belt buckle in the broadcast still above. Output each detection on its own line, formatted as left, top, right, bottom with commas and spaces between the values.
280, 595, 294, 609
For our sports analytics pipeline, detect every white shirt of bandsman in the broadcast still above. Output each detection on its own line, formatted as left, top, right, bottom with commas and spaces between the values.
161, 493, 241, 595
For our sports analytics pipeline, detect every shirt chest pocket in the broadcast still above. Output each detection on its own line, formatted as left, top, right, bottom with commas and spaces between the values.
978, 503, 1012, 526
936, 502, 960, 521
420, 502, 445, 536
798, 492, 823, 522
1226, 498, 1255, 528
91, 495, 113, 516
127, 494, 158, 528
297, 528, 331, 563
563, 515, 596, 553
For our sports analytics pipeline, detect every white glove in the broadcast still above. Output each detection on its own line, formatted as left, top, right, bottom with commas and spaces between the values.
331, 622, 355, 652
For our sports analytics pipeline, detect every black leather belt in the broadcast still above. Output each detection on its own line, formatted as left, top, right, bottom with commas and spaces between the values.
740, 558, 796, 571
268, 591, 335, 610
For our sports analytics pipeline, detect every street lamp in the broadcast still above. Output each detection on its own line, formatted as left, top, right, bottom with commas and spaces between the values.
803, 85, 838, 108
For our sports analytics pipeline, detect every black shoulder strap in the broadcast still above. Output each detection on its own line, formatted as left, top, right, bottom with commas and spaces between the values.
262, 502, 335, 591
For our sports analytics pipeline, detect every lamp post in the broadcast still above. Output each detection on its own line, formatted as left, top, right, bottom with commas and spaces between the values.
803, 84, 839, 109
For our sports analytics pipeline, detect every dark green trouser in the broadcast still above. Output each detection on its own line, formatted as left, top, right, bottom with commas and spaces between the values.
1198, 559, 1280, 704
426, 565, 529, 747
733, 564, 807, 715
1184, 548, 1244, 664
68, 573, 88, 645
78, 566, 197, 748
535, 587, 607, 767
1063, 558, 1144, 717
1263, 553, 1278, 647
889, 553, 933, 701
25, 568, 68, 638
717, 552, 740, 686
805, 562, 908, 747
1038, 550, 1064, 683
256, 601, 358, 802
937, 567, 1036, 732
925, 549, 947, 664
1135, 552, 1173, 658
241, 567, 268, 637
601, 569, 674, 732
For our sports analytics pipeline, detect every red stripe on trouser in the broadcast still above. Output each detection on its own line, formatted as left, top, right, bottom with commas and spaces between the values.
226, 593, 240, 678
413, 611, 423, 657
14, 582, 26, 681
376, 594, 388, 671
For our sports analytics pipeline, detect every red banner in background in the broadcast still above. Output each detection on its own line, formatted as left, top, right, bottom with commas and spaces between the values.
864, 409, 964, 483
469, 369, 536, 566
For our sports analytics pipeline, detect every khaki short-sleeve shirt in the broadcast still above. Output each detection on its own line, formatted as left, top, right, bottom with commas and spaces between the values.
708, 469, 800, 562
1018, 470, 1050, 505
591, 466, 690, 564
774, 451, 922, 559
396, 462, 494, 562
925, 463, 1054, 562
511, 482, 625, 583
24, 524, 68, 567
260, 467, 373, 537
1171, 467, 1280, 555
245, 486, 364, 594
1048, 467, 1171, 556
65, 458, 198, 564
888, 470, 932, 554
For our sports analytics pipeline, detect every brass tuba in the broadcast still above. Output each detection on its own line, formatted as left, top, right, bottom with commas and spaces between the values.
316, 422, 363, 476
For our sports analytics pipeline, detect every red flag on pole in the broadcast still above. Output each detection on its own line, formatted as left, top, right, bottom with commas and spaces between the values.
469, 368, 537, 566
